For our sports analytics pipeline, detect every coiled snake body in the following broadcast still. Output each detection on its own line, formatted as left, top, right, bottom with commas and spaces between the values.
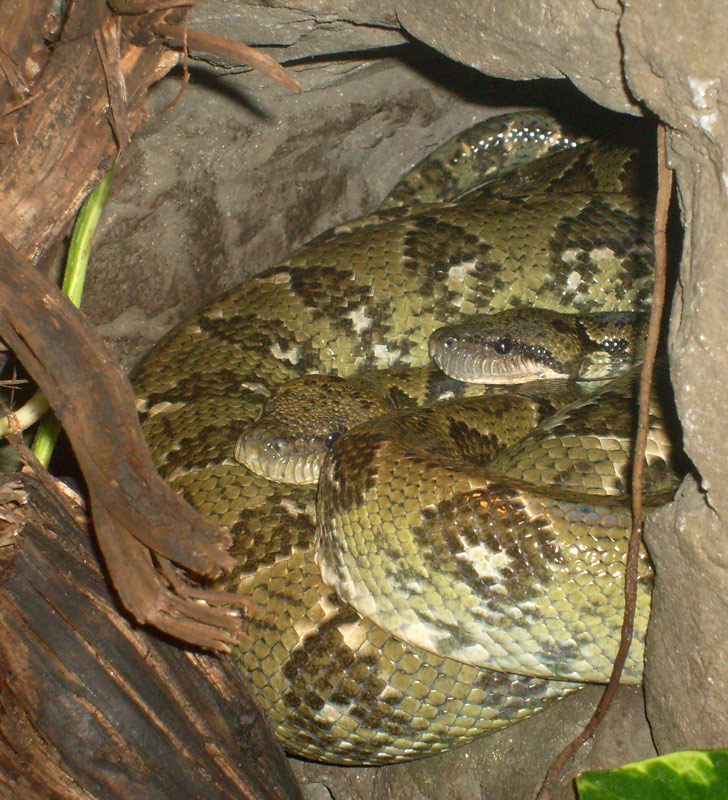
133, 112, 673, 765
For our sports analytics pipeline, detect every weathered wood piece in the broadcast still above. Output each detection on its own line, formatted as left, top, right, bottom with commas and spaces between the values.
0, 232, 243, 650
0, 3, 303, 795
0, 474, 303, 800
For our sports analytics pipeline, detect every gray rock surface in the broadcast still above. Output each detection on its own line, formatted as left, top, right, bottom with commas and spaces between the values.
645, 483, 728, 752
83, 1, 728, 796
89, 52, 494, 369
619, 0, 728, 757
396, 0, 641, 115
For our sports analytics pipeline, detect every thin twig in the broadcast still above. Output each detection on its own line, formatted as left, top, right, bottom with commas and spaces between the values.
164, 6, 190, 109
152, 23, 302, 93
94, 18, 130, 148
0, 86, 45, 118
536, 123, 673, 799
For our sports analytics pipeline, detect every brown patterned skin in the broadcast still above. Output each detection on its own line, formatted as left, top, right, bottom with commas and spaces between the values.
316, 368, 675, 686
132, 112, 662, 764
235, 364, 578, 486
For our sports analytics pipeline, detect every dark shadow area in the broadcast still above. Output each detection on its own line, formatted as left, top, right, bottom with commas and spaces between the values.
164, 62, 272, 120
179, 38, 657, 145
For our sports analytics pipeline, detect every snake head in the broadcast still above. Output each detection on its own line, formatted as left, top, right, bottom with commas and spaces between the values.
429, 310, 573, 384
234, 374, 391, 484
429, 309, 646, 384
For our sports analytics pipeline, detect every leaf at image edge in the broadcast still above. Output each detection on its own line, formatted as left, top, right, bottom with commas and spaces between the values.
576, 748, 728, 800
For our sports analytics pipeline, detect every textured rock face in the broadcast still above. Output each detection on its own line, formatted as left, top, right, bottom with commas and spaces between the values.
396, 0, 641, 114
620, 2, 728, 754
86, 1, 728, 797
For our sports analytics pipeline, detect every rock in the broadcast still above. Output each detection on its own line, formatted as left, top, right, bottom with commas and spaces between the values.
620, 0, 728, 754
395, 0, 641, 114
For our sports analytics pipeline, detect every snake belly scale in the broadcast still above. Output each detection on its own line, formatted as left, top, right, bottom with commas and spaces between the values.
132, 112, 662, 764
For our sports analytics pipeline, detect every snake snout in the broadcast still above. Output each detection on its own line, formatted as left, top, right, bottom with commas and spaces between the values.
429, 328, 456, 367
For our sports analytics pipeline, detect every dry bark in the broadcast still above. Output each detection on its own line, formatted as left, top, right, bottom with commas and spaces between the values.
0, 474, 302, 800
0, 235, 242, 649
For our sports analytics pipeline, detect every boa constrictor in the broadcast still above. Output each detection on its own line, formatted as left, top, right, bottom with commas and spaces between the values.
132, 111, 671, 765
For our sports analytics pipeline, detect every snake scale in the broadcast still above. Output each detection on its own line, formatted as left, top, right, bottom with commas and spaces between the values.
132, 111, 674, 765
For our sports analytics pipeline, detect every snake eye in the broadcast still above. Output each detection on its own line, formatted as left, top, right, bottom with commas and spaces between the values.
325, 431, 343, 450
441, 337, 456, 350
492, 336, 513, 356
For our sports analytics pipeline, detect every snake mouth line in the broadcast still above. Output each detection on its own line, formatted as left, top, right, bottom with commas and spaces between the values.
431, 348, 563, 384
235, 427, 321, 484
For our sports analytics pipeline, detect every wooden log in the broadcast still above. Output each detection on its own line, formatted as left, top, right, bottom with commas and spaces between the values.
0, 474, 303, 800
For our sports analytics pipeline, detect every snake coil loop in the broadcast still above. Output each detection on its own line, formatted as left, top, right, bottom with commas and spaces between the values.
133, 111, 674, 765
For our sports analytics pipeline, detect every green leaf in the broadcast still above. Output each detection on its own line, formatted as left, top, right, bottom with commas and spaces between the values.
576, 749, 728, 800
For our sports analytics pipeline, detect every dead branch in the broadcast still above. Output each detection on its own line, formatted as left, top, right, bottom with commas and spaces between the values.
0, 234, 244, 649
0, 0, 302, 649
151, 22, 303, 93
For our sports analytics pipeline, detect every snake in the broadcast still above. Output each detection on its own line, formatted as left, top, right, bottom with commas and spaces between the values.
132, 111, 676, 765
